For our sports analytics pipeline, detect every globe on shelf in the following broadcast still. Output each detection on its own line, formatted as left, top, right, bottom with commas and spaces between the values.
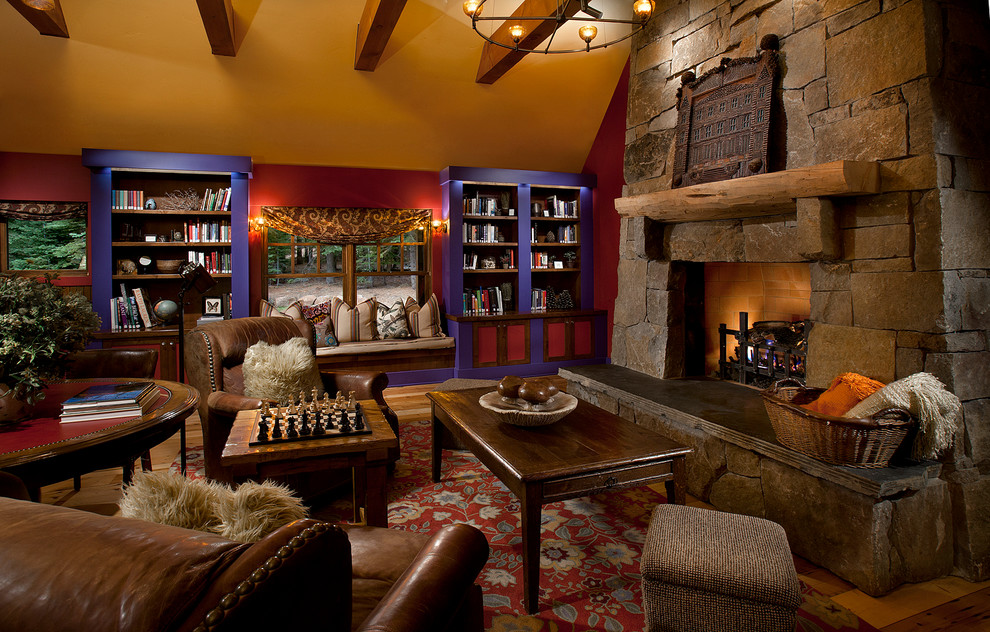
153, 299, 179, 324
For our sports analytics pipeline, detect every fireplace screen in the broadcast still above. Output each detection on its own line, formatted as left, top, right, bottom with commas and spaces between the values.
672, 35, 780, 189
719, 312, 808, 388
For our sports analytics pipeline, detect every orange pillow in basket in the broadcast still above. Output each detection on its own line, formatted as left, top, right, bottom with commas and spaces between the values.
801, 373, 885, 417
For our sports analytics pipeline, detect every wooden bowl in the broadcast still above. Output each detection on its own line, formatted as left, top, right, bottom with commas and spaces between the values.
478, 391, 577, 427
155, 259, 184, 273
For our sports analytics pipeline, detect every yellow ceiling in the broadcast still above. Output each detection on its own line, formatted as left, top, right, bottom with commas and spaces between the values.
0, 0, 630, 173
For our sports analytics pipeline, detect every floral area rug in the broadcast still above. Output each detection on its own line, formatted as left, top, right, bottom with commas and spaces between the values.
172, 418, 878, 632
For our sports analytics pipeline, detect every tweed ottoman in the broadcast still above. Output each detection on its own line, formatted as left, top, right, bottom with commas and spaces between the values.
641, 504, 801, 632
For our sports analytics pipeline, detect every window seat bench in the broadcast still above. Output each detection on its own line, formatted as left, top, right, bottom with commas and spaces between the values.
315, 336, 455, 383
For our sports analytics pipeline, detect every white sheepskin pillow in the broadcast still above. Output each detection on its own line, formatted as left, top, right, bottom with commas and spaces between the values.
118, 471, 227, 533
213, 480, 309, 543
119, 471, 309, 543
242, 336, 324, 405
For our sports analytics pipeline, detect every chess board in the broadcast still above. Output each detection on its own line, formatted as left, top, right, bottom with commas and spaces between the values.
248, 403, 372, 446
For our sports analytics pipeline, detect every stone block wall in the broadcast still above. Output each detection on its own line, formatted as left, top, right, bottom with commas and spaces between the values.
615, 0, 990, 582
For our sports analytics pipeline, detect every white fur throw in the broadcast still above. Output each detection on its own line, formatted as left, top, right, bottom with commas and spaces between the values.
845, 372, 961, 461
119, 471, 308, 542
242, 336, 324, 405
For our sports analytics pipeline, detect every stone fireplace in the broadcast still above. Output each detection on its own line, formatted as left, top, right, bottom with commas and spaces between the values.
600, 0, 988, 590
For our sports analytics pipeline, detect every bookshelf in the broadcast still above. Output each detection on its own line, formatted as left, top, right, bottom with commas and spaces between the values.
440, 166, 606, 378
83, 149, 252, 338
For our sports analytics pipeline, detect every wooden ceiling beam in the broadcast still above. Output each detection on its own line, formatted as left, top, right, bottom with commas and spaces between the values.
196, 0, 236, 57
5, 0, 68, 38
475, 0, 581, 85
354, 0, 408, 71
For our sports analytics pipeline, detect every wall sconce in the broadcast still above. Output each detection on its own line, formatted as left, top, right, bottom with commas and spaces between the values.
249, 216, 266, 232
431, 219, 448, 235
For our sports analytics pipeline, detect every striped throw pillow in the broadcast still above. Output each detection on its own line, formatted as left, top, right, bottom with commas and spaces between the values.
330, 297, 377, 343
404, 294, 444, 338
259, 299, 303, 320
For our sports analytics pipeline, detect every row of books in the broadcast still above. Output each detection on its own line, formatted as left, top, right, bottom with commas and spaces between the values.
529, 225, 577, 243
60, 381, 158, 424
463, 194, 512, 216
531, 196, 578, 217
109, 286, 157, 331
187, 250, 231, 274
531, 288, 555, 311
463, 223, 506, 243
111, 189, 147, 210
185, 219, 231, 242
463, 249, 515, 270
463, 286, 505, 315
201, 187, 231, 212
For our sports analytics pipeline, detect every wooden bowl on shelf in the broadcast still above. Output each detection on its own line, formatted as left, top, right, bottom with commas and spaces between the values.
155, 259, 184, 274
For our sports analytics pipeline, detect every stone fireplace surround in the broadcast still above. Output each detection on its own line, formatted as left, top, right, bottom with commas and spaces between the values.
601, 0, 989, 592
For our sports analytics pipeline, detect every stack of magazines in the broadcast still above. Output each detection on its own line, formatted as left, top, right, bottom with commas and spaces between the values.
59, 381, 159, 424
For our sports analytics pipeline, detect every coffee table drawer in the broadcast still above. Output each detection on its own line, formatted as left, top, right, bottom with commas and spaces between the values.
543, 461, 675, 501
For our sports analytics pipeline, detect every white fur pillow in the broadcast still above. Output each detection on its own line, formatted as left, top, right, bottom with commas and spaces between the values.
119, 471, 308, 543
242, 336, 324, 405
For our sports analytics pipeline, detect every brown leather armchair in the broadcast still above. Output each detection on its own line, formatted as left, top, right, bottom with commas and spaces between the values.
185, 317, 399, 483
0, 472, 489, 632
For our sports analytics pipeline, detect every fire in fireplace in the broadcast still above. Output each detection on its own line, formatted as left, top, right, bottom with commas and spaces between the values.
719, 311, 809, 388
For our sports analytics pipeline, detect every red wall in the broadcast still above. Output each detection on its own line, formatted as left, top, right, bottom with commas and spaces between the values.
0, 152, 93, 286
582, 62, 629, 357
0, 152, 90, 201
247, 164, 443, 311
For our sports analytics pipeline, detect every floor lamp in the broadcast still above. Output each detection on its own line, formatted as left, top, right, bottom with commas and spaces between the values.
176, 262, 218, 474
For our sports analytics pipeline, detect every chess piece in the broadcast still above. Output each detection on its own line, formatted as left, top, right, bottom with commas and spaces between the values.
287, 415, 298, 439
271, 415, 283, 439
257, 416, 269, 443
353, 402, 365, 430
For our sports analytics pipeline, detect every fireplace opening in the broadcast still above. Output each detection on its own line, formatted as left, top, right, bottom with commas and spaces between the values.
683, 262, 812, 380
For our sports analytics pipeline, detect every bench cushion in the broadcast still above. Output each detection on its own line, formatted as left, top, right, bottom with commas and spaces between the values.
315, 336, 455, 357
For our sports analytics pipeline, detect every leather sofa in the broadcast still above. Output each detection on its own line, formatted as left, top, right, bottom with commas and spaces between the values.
185, 316, 399, 482
0, 473, 489, 632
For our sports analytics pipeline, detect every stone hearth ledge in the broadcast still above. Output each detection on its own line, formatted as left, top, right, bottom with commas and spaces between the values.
560, 364, 953, 596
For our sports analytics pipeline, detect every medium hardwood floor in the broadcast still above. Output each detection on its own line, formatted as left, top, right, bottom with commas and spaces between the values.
39, 382, 990, 631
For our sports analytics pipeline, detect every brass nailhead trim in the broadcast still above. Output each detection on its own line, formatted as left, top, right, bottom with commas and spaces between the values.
194, 523, 336, 631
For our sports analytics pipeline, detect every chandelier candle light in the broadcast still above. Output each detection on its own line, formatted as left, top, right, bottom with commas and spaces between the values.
464, 0, 654, 53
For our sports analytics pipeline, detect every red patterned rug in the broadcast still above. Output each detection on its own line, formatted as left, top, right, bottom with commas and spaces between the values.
173, 418, 877, 632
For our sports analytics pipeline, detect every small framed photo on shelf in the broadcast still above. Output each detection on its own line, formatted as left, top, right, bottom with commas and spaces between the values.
553, 261, 564, 269
144, 234, 157, 242
203, 297, 224, 316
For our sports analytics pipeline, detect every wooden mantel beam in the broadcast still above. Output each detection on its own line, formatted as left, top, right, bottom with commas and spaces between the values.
196, 0, 237, 56
354, 0, 407, 71
5, 0, 68, 38
614, 161, 881, 223
475, 0, 582, 85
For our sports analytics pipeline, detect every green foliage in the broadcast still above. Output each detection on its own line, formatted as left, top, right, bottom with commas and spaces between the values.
7, 218, 87, 270
0, 274, 101, 403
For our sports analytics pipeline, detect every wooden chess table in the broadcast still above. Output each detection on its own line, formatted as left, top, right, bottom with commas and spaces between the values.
221, 402, 397, 527
427, 386, 691, 614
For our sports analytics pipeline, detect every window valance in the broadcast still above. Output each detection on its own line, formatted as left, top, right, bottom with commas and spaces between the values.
262, 206, 431, 244
0, 200, 87, 221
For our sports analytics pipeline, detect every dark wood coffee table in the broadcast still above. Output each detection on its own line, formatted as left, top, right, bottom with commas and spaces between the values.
0, 379, 199, 500
427, 386, 692, 614
221, 402, 397, 528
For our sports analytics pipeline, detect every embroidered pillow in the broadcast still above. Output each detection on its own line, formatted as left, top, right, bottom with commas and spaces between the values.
259, 298, 303, 320
376, 299, 411, 339
242, 337, 324, 405
300, 300, 338, 348
330, 297, 377, 343
404, 294, 444, 338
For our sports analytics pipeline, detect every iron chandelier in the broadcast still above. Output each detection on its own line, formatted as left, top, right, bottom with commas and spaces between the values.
463, 0, 655, 54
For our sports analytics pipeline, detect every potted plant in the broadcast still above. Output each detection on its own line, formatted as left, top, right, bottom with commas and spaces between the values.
0, 273, 101, 421
500, 254, 511, 269
563, 251, 578, 268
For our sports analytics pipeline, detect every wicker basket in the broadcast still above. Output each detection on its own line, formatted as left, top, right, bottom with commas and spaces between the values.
761, 379, 915, 468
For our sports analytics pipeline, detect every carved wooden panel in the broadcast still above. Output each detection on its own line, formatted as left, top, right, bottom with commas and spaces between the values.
672, 35, 780, 189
